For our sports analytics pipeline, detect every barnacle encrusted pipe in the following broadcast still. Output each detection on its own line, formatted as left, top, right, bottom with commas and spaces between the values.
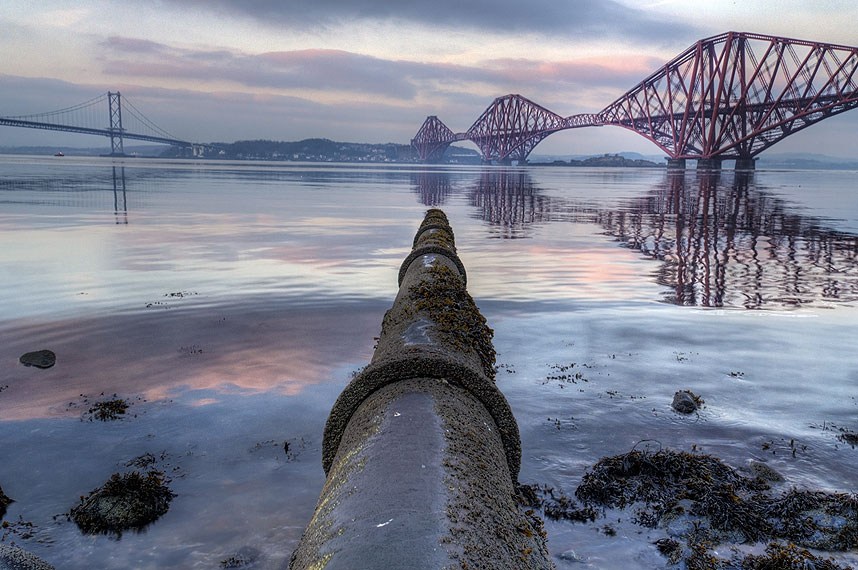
289, 209, 553, 570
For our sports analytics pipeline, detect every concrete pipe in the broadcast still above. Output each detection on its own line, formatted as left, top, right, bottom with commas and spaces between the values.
290, 209, 553, 570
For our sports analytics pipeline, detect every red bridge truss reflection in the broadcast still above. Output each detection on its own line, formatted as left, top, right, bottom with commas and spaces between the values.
411, 170, 858, 309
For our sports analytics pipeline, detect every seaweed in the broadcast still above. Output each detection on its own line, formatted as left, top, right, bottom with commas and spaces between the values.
410, 263, 495, 379
838, 431, 858, 447
737, 542, 849, 570
515, 483, 597, 523
573, 448, 858, 567
69, 470, 174, 535
86, 397, 129, 421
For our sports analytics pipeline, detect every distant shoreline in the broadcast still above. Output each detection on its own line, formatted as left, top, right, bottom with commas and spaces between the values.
2, 142, 858, 170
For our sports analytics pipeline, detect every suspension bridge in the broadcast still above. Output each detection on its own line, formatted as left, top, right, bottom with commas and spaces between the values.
412, 32, 858, 167
0, 91, 205, 157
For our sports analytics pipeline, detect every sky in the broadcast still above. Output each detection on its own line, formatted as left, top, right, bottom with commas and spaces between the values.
1, 0, 857, 157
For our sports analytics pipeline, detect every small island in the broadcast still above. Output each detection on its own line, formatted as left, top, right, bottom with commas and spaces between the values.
533, 153, 662, 168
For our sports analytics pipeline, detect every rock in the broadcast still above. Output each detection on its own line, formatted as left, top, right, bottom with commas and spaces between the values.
18, 350, 55, 369
748, 460, 783, 482
0, 545, 55, 570
0, 483, 12, 518
69, 470, 174, 535
671, 390, 702, 414
557, 548, 585, 563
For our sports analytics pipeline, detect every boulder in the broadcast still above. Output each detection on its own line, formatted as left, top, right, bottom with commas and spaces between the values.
671, 390, 702, 414
69, 470, 174, 535
18, 350, 55, 369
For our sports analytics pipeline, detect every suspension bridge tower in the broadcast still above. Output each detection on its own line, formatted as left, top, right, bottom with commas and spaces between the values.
107, 91, 125, 157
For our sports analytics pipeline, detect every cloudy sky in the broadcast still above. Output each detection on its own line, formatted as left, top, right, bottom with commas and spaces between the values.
1, 0, 857, 157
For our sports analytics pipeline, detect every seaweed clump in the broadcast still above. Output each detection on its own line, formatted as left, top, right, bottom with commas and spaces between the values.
410, 263, 496, 379
838, 431, 858, 447
69, 470, 174, 535
86, 397, 129, 421
573, 449, 858, 567
737, 542, 849, 570
516, 483, 598, 523
220, 547, 260, 568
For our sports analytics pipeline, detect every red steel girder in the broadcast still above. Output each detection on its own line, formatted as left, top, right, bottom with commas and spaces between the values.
599, 31, 858, 159
411, 115, 457, 162
466, 94, 568, 162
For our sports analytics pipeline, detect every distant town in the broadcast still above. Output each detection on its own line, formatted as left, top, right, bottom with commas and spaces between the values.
2, 138, 858, 169
0, 138, 662, 166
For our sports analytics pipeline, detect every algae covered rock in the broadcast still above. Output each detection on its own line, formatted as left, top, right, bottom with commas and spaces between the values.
671, 389, 702, 413
69, 470, 174, 535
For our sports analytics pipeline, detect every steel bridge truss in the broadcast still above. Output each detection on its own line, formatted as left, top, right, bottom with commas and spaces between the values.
466, 94, 568, 163
601, 32, 858, 159
412, 32, 858, 163
411, 116, 460, 163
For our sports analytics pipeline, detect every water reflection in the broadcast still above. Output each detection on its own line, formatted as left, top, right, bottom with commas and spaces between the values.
112, 167, 128, 224
1, 300, 382, 420
467, 170, 558, 239
0, 164, 130, 220
411, 171, 453, 206
411, 168, 858, 309
601, 172, 858, 309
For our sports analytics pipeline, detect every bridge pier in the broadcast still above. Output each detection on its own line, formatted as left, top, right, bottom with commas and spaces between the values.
734, 157, 757, 171
665, 158, 687, 170
696, 158, 722, 171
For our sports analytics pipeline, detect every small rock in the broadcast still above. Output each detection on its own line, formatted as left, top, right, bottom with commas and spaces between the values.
557, 548, 584, 563
0, 544, 55, 570
748, 460, 783, 482
19, 350, 56, 369
671, 390, 702, 414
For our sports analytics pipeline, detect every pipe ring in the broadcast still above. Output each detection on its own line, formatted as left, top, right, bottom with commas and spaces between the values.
398, 246, 467, 287
412, 223, 455, 249
322, 355, 521, 481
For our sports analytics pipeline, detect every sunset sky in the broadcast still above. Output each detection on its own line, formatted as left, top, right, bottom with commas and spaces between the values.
2, 0, 857, 157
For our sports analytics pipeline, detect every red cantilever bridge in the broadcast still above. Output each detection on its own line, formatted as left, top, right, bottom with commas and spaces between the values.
412, 32, 858, 167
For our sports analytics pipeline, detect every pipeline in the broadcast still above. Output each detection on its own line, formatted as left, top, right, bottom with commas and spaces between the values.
290, 210, 554, 569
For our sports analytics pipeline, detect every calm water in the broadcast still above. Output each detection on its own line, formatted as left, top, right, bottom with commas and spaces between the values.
1, 155, 856, 568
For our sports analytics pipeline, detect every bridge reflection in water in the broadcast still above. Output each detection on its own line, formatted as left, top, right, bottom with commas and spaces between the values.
603, 172, 858, 309
0, 166, 132, 225
412, 170, 858, 309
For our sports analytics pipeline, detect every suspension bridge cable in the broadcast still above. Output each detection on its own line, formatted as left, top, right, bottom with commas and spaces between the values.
1, 93, 107, 120
121, 96, 179, 140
